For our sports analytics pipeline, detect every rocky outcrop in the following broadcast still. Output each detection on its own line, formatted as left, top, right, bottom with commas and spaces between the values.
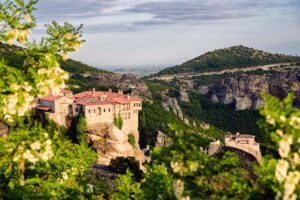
88, 73, 152, 100
86, 123, 144, 166
179, 88, 190, 102
205, 69, 300, 109
162, 96, 183, 120
155, 131, 173, 148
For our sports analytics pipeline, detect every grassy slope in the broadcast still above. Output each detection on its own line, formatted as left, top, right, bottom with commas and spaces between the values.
156, 45, 300, 75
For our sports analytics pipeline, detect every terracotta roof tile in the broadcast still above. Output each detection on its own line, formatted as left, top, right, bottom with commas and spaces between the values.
40, 95, 63, 102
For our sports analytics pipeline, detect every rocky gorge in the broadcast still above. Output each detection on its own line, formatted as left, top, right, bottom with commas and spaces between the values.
199, 69, 300, 110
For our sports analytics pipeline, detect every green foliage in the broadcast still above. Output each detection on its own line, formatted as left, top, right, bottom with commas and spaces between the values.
75, 114, 87, 144
157, 45, 300, 75
180, 92, 262, 135
128, 133, 136, 148
115, 125, 267, 199
110, 157, 143, 181
0, 118, 97, 199
138, 101, 189, 148
114, 113, 123, 130
258, 93, 300, 199
111, 170, 142, 200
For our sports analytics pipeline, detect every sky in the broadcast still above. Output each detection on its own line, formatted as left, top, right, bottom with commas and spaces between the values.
32, 0, 300, 68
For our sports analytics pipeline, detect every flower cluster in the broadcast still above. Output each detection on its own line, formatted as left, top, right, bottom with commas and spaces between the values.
261, 94, 300, 199
2, 83, 34, 122
37, 66, 68, 96
13, 138, 54, 164
61, 33, 83, 60
5, 28, 31, 45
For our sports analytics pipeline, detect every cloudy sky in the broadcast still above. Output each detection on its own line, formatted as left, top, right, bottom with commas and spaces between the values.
33, 0, 300, 68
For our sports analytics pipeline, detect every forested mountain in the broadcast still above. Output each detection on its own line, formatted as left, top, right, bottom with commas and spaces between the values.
0, 42, 109, 74
156, 45, 300, 75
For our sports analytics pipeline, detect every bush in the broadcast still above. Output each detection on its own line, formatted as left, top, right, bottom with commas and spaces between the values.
109, 157, 143, 181
128, 133, 136, 148
114, 113, 123, 130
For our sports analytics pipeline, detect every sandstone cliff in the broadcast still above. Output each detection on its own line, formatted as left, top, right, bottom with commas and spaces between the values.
202, 69, 300, 110
86, 123, 145, 166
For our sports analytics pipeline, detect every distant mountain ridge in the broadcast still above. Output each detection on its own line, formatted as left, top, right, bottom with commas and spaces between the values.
156, 45, 300, 75
0, 42, 110, 74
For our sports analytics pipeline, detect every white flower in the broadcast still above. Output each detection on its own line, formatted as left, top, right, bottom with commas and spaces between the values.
45, 139, 52, 146
62, 171, 68, 180
23, 150, 38, 164
283, 172, 300, 200
280, 116, 286, 123
266, 115, 275, 125
278, 136, 293, 158
173, 180, 184, 199
290, 116, 300, 129
13, 154, 20, 162
30, 141, 41, 150
276, 129, 284, 136
275, 159, 289, 182
24, 14, 32, 23
87, 183, 94, 193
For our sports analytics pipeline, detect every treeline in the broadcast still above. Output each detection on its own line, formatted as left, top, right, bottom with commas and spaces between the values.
156, 45, 300, 75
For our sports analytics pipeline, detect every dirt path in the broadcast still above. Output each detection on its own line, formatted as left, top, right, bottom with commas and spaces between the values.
150, 62, 296, 81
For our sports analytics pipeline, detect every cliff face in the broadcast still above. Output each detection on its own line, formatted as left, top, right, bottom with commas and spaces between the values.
203, 69, 300, 110
86, 123, 145, 166
88, 74, 152, 100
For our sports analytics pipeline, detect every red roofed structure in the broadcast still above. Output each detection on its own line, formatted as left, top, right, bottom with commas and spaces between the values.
35, 88, 142, 133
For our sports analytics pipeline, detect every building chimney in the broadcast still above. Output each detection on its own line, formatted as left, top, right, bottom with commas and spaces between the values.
92, 88, 95, 97
118, 89, 123, 94
109, 88, 112, 92
127, 94, 130, 100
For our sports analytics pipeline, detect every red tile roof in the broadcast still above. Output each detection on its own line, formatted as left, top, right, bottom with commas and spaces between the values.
73, 90, 141, 106
39, 89, 142, 106
40, 95, 63, 102
35, 105, 51, 111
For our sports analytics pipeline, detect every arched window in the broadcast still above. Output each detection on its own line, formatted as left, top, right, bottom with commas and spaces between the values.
98, 107, 101, 115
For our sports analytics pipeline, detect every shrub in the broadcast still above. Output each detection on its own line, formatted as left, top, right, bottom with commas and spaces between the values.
114, 113, 123, 130
128, 133, 136, 148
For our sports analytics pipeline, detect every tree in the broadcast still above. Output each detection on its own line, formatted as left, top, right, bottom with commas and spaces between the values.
0, 0, 97, 198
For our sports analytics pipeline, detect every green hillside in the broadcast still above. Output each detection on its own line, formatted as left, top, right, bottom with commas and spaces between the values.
0, 42, 110, 74
156, 45, 300, 75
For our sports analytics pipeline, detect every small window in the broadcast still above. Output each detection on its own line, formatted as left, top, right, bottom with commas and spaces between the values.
98, 108, 101, 115
108, 108, 111, 112
76, 108, 79, 112
104, 109, 106, 113
88, 109, 91, 113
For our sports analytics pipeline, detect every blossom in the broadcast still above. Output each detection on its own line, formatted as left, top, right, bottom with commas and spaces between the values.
24, 14, 32, 23
276, 129, 284, 136
266, 115, 275, 125
171, 161, 185, 174
87, 183, 94, 193
173, 179, 184, 199
23, 150, 38, 164
30, 141, 41, 150
62, 171, 69, 180
278, 136, 293, 158
275, 159, 289, 182
283, 172, 300, 200
280, 115, 286, 123
290, 116, 300, 129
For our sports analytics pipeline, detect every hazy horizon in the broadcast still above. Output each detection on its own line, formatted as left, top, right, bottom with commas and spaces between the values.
31, 0, 300, 68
